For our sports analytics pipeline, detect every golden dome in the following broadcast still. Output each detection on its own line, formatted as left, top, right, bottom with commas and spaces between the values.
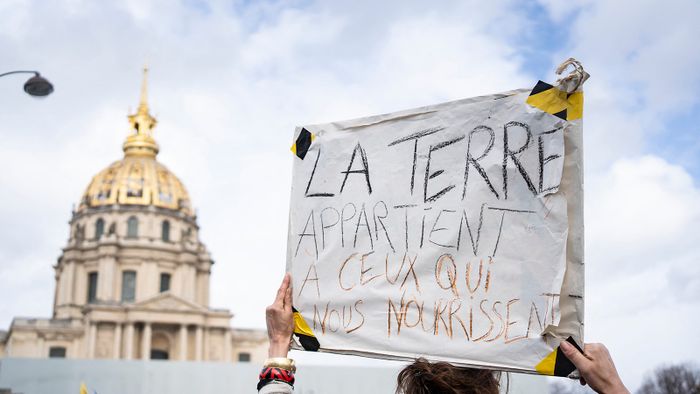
78, 67, 193, 216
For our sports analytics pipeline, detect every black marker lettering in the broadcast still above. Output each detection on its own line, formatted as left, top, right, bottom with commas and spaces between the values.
304, 148, 335, 197
502, 121, 537, 199
373, 201, 395, 252
388, 127, 445, 195
320, 207, 340, 250
424, 136, 465, 203
538, 128, 563, 193
429, 209, 456, 248
353, 203, 374, 250
457, 203, 486, 256
295, 210, 318, 259
340, 203, 357, 248
340, 142, 372, 195
463, 126, 499, 199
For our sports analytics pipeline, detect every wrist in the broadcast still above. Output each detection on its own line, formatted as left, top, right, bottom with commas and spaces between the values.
604, 380, 629, 394
268, 340, 290, 357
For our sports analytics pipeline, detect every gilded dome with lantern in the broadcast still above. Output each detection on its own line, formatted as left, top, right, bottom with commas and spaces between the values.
78, 68, 193, 217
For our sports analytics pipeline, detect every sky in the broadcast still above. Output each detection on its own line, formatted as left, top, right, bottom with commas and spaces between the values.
1, 0, 699, 391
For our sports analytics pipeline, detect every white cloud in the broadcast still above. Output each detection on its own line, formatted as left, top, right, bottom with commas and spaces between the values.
587, 156, 700, 249
1, 1, 699, 391
585, 155, 700, 389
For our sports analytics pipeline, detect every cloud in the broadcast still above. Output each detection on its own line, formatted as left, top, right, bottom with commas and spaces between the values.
587, 156, 700, 252
1, 1, 699, 391
0, 0, 532, 328
585, 155, 700, 388
537, 0, 700, 167
524, 4, 700, 386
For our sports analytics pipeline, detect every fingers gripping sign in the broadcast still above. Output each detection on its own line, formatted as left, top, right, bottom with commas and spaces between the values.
559, 341, 630, 394
266, 273, 294, 357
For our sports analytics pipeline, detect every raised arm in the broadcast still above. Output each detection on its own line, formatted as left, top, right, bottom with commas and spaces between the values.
258, 274, 296, 394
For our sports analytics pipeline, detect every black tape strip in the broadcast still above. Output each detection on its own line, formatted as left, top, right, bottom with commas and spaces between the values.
291, 307, 320, 351
552, 108, 567, 120
296, 334, 320, 352
554, 336, 584, 377
294, 128, 313, 160
530, 80, 554, 96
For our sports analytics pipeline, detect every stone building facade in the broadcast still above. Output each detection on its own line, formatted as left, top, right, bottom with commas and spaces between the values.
0, 69, 267, 363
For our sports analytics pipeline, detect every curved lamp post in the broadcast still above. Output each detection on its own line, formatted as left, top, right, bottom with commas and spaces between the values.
0, 70, 54, 97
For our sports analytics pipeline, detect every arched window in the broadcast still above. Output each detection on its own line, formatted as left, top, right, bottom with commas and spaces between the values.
161, 220, 170, 242
95, 218, 105, 240
151, 332, 171, 360
127, 216, 139, 238
121, 270, 137, 302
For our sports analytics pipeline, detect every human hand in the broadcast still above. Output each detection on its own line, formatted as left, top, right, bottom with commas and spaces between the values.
560, 341, 629, 394
265, 273, 294, 358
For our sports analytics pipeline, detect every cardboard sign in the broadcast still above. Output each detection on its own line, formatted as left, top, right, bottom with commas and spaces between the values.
287, 84, 585, 376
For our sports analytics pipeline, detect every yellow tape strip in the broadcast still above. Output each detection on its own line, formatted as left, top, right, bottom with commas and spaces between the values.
293, 311, 315, 338
535, 337, 582, 376
291, 307, 320, 351
535, 348, 558, 376
526, 80, 584, 121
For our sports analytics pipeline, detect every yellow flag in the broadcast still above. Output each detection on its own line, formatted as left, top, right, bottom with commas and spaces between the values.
79, 382, 88, 394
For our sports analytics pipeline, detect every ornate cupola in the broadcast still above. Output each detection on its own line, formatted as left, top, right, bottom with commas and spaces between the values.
78, 67, 192, 216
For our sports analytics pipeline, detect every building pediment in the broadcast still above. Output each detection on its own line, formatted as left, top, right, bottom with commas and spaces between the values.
131, 293, 207, 313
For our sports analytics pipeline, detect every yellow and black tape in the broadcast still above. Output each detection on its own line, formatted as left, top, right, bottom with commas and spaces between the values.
535, 336, 582, 377
291, 128, 315, 160
526, 80, 583, 121
292, 307, 320, 351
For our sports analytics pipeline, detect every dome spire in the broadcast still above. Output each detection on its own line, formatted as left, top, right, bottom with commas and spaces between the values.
123, 65, 159, 158
139, 65, 149, 109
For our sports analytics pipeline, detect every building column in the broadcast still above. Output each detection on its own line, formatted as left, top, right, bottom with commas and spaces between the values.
141, 322, 151, 360
125, 323, 134, 360
65, 263, 76, 304
98, 256, 117, 301
223, 329, 232, 362
194, 325, 203, 361
83, 319, 90, 357
179, 324, 188, 361
37, 336, 46, 358
113, 323, 122, 359
203, 328, 210, 361
88, 323, 97, 358
71, 337, 81, 358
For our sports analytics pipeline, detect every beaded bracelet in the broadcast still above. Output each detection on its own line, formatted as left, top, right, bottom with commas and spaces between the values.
257, 367, 295, 390
264, 357, 296, 373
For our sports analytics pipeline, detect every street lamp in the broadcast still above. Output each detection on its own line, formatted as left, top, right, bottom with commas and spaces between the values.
0, 70, 54, 97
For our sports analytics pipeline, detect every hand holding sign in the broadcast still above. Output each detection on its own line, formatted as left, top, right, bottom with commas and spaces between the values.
266, 273, 294, 358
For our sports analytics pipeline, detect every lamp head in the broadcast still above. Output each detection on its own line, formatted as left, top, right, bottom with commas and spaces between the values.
23, 74, 54, 97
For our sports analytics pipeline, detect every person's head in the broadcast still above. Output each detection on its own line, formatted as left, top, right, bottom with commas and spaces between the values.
396, 358, 501, 394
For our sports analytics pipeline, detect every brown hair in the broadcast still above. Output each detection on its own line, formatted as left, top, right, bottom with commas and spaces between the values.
396, 358, 502, 394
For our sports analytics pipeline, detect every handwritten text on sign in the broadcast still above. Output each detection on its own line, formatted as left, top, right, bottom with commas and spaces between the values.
288, 92, 571, 370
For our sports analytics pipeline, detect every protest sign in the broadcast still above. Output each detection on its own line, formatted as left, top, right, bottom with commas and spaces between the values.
287, 78, 585, 376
